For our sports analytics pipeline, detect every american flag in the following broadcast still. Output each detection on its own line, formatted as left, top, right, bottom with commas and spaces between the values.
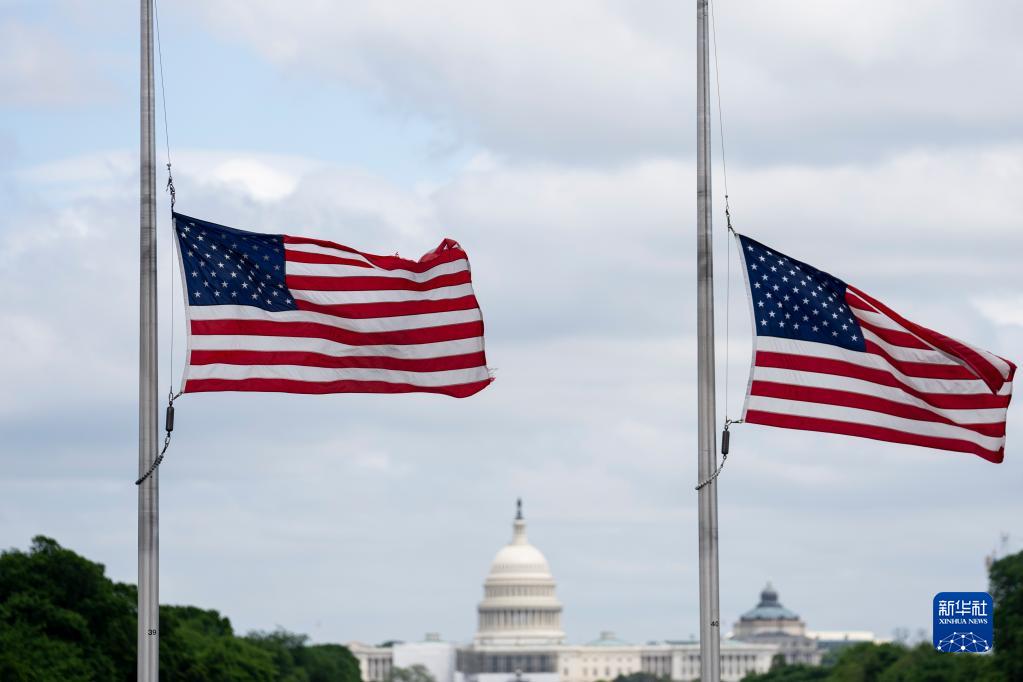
174, 213, 492, 398
737, 234, 1014, 463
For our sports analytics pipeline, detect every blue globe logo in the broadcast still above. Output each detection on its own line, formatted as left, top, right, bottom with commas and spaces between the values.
935, 632, 990, 653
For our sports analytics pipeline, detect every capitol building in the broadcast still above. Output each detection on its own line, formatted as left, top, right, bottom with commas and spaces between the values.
350, 502, 858, 682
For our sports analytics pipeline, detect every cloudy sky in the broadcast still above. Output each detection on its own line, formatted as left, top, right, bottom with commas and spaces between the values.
2, 0, 1021, 648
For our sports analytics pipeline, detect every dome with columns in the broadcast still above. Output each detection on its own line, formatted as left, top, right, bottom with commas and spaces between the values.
474, 500, 565, 646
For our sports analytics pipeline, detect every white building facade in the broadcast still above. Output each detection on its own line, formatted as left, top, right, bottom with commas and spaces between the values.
351, 503, 777, 682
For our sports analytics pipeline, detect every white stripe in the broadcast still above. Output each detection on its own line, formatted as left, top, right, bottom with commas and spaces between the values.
852, 300, 1013, 379
751, 366, 1007, 424
970, 344, 1013, 380
860, 328, 961, 366
284, 242, 374, 265
285, 257, 468, 281
746, 395, 1004, 451
756, 336, 1012, 396
189, 304, 481, 333
849, 306, 912, 333
291, 283, 476, 305
187, 363, 490, 387
189, 334, 484, 359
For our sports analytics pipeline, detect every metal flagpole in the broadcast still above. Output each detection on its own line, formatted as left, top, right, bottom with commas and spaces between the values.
695, 1, 721, 680
139, 0, 160, 678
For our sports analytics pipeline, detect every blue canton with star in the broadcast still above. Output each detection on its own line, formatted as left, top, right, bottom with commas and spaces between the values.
174, 213, 297, 312
738, 234, 865, 352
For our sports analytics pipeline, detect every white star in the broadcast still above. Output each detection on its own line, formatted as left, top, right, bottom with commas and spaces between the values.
812, 326, 819, 332
230, 291, 237, 298
192, 291, 200, 298
214, 290, 220, 297
760, 319, 768, 326
757, 301, 765, 308
753, 282, 761, 289
751, 264, 758, 270
782, 275, 788, 282
747, 245, 754, 251
241, 282, 249, 289
770, 266, 777, 272
842, 324, 848, 330
851, 335, 858, 341
793, 323, 799, 330
803, 315, 809, 321
772, 284, 780, 291
758, 255, 766, 262
779, 321, 785, 328
769, 311, 776, 318
191, 270, 198, 278
832, 330, 838, 336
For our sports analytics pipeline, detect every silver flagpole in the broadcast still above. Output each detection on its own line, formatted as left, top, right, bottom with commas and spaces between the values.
138, 0, 160, 678
695, 1, 721, 680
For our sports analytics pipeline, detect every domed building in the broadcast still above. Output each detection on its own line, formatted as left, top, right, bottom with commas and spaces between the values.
475, 499, 565, 646
731, 583, 822, 666
351, 502, 781, 682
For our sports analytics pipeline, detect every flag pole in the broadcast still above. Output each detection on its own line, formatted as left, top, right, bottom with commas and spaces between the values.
695, 1, 721, 680
138, 0, 160, 678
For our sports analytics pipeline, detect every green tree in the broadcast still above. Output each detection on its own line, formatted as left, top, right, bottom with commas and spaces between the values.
613, 672, 671, 682
0, 536, 136, 681
387, 663, 438, 682
0, 536, 363, 682
990, 549, 1023, 680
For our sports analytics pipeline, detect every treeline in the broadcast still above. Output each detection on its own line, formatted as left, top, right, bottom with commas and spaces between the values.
0, 536, 361, 681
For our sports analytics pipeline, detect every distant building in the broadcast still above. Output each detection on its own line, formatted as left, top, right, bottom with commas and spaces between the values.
730, 584, 822, 666
351, 503, 789, 682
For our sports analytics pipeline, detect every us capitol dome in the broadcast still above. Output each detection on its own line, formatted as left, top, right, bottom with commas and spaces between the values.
347, 501, 870, 682
475, 499, 565, 646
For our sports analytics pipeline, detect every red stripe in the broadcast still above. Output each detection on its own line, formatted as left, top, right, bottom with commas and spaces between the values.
849, 285, 1014, 394
284, 250, 373, 268
744, 410, 1003, 463
855, 317, 932, 350
750, 381, 1006, 438
190, 350, 487, 372
755, 351, 1011, 409
286, 270, 470, 292
284, 245, 468, 271
294, 296, 480, 320
863, 340, 976, 380
184, 377, 491, 398
284, 235, 469, 273
191, 319, 484, 347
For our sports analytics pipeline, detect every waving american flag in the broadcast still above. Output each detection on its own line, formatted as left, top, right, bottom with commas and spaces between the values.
174, 213, 491, 398
737, 234, 1014, 463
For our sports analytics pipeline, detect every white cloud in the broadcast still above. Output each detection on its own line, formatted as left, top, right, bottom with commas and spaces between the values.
0, 19, 110, 107
179, 0, 1023, 164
